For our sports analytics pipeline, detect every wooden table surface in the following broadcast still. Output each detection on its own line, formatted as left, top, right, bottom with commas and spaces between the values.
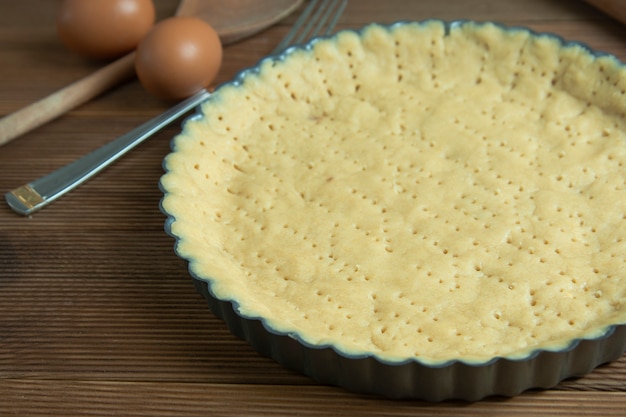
2, 0, 626, 415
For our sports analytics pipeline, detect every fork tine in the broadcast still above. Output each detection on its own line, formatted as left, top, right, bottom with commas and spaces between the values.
291, 0, 335, 45
271, 0, 347, 54
273, 0, 318, 51
321, 0, 347, 36
301, 0, 347, 42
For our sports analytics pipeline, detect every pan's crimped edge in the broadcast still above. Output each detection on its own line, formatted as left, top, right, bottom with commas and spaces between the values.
189, 275, 626, 401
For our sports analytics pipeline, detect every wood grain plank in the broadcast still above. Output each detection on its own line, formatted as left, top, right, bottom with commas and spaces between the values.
2, 380, 626, 416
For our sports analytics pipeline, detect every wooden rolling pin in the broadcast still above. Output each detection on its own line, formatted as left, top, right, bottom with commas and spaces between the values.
585, 0, 626, 25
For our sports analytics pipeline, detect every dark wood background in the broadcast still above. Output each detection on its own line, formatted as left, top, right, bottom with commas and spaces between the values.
1, 0, 625, 415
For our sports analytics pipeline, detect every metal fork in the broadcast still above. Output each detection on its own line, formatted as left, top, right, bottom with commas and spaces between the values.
6, 0, 347, 216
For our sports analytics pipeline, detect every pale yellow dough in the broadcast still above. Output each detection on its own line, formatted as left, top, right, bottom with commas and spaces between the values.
162, 21, 626, 364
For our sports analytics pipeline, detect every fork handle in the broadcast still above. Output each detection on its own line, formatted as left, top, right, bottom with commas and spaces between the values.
5, 89, 211, 216
0, 52, 136, 146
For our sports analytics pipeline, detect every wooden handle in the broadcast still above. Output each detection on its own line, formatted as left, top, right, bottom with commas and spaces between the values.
585, 0, 626, 25
0, 52, 136, 146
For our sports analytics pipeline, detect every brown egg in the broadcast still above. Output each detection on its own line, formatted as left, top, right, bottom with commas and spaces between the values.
57, 0, 155, 60
135, 17, 223, 101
